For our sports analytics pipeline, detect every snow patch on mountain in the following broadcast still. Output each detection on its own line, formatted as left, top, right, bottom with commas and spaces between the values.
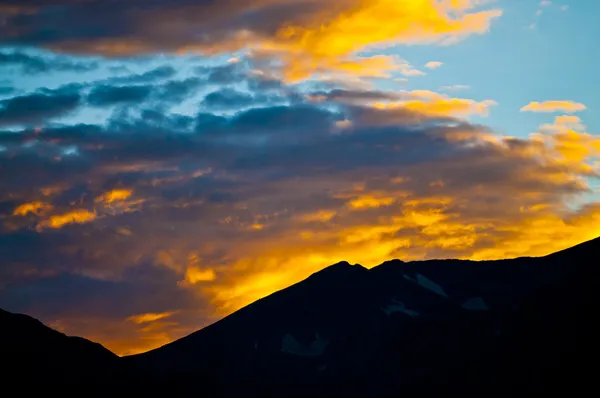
403, 273, 448, 298
462, 297, 489, 311
382, 298, 420, 317
281, 333, 329, 357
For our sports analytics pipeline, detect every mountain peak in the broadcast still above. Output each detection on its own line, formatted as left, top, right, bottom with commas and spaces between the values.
305, 260, 368, 284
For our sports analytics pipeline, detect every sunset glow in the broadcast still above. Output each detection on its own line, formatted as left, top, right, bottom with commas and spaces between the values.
1, 0, 599, 356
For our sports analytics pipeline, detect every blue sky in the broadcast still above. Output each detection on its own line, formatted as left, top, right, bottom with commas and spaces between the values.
371, 1, 599, 138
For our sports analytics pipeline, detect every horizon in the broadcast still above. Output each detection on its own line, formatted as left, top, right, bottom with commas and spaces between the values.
4, 233, 599, 358
1, 0, 599, 356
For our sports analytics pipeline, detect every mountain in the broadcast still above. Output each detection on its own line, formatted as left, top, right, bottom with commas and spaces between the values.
1, 237, 598, 395
0, 308, 119, 386
124, 237, 598, 395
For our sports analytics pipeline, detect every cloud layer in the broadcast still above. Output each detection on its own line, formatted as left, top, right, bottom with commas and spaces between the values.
1, 57, 599, 354
0, 0, 502, 80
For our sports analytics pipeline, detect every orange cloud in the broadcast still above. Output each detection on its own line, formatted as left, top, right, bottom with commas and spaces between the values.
50, 315, 200, 357
521, 101, 587, 113
256, 0, 502, 80
96, 189, 134, 203
178, 253, 218, 285
372, 90, 497, 117
204, 198, 600, 316
347, 194, 398, 210
37, 209, 97, 230
531, 115, 600, 175
191, 124, 600, 315
127, 311, 179, 324
299, 210, 337, 223
184, 266, 217, 284
13, 202, 53, 216
273, 0, 502, 57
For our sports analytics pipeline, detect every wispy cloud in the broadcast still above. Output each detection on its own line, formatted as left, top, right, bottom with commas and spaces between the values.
127, 311, 179, 324
439, 85, 470, 92
521, 100, 587, 113
425, 61, 444, 69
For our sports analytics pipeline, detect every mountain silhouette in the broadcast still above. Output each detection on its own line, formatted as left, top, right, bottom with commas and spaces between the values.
0, 307, 120, 387
1, 237, 597, 396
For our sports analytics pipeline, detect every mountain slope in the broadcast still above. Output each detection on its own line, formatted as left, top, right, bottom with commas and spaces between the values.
0, 308, 119, 385
125, 237, 599, 395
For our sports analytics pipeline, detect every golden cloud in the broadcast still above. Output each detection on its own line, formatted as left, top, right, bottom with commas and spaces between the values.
184, 266, 218, 284
13, 202, 53, 216
521, 101, 587, 113
95, 189, 134, 203
194, 118, 600, 315
204, 198, 600, 316
37, 209, 97, 230
372, 90, 497, 117
127, 311, 179, 324
262, 0, 502, 80
532, 115, 600, 175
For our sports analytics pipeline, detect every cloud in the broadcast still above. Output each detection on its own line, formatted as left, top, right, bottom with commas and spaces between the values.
425, 61, 443, 69
184, 266, 217, 284
202, 89, 258, 110
13, 201, 53, 216
305, 89, 495, 120
87, 85, 153, 107
0, 267, 206, 355
439, 85, 470, 92
157, 77, 205, 102
0, 50, 98, 75
37, 209, 97, 230
532, 115, 600, 175
1, 65, 598, 356
96, 189, 134, 204
0, 88, 81, 127
396, 60, 427, 77
521, 100, 587, 113
0, 0, 502, 80
370, 90, 497, 117
127, 311, 179, 324
108, 66, 177, 84
0, 86, 16, 96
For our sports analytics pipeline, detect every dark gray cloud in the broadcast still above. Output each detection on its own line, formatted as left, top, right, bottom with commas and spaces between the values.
202, 88, 261, 110
197, 63, 247, 84
0, 88, 81, 126
87, 84, 153, 106
0, 86, 15, 96
109, 66, 177, 84
157, 77, 205, 103
0, 260, 195, 320
0, 100, 585, 206
0, 0, 327, 56
0, 50, 98, 74
310, 89, 403, 103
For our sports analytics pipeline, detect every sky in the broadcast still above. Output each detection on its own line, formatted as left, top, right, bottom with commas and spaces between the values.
0, 0, 599, 356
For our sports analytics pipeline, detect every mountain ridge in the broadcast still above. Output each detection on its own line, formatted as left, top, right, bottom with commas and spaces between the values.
1, 236, 598, 395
